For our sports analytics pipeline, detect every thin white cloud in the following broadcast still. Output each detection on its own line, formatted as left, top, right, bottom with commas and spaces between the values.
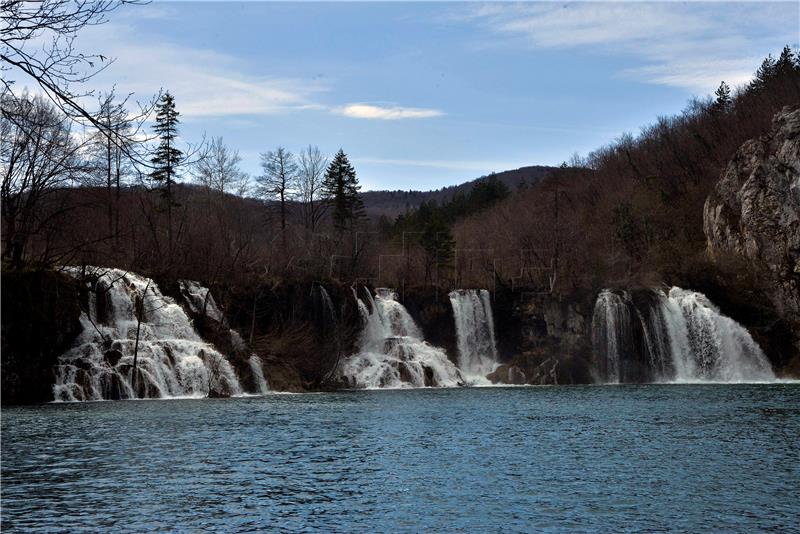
89, 37, 327, 118
335, 103, 444, 120
623, 56, 762, 94
463, 2, 798, 93
72, 23, 444, 121
7, 4, 320, 120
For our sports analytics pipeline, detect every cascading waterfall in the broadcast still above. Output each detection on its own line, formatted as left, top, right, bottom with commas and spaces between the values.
179, 280, 225, 323
337, 288, 464, 388
317, 285, 336, 324
663, 288, 774, 382
641, 301, 673, 379
591, 286, 775, 383
54, 268, 244, 401
449, 289, 499, 378
248, 355, 270, 395
591, 290, 632, 383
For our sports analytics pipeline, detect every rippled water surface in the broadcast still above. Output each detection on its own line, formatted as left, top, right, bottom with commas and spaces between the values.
3, 384, 799, 532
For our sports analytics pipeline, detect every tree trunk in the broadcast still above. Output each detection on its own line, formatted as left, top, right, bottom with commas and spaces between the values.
106, 133, 113, 238
280, 187, 286, 247
131, 280, 150, 397
114, 143, 121, 247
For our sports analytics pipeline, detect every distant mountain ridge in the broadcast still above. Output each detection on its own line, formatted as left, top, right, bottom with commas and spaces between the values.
361, 165, 555, 219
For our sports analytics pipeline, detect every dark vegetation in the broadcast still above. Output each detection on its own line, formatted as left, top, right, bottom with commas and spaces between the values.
2, 0, 799, 393
5, 1, 795, 299
360, 165, 554, 219
1, 271, 81, 404
455, 47, 800, 294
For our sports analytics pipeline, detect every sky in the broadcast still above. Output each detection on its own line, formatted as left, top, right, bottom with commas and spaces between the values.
64, 1, 800, 191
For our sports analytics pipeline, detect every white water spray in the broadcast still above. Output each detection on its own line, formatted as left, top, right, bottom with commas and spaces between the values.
663, 288, 774, 382
179, 279, 224, 323
249, 355, 270, 395
591, 290, 632, 383
449, 289, 499, 378
54, 268, 243, 401
337, 288, 464, 388
591, 286, 775, 383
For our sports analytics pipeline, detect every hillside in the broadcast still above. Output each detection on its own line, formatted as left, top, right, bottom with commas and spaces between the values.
361, 165, 555, 219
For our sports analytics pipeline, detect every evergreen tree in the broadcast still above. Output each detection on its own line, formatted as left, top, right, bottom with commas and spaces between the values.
712, 81, 732, 113
150, 92, 183, 260
776, 45, 797, 76
751, 54, 777, 92
322, 149, 364, 231
419, 214, 454, 284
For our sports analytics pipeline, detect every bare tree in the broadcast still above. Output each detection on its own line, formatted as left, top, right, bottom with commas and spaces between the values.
1, 91, 89, 268
1, 0, 157, 157
130, 277, 151, 394
256, 147, 298, 244
86, 91, 152, 243
297, 144, 328, 232
193, 136, 249, 197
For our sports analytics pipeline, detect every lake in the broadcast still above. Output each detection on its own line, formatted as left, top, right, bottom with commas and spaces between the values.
2, 384, 799, 532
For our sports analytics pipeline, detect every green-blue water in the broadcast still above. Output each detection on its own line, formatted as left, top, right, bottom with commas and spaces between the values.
2, 384, 799, 532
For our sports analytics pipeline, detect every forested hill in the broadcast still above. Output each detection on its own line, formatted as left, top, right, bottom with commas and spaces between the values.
361, 165, 555, 219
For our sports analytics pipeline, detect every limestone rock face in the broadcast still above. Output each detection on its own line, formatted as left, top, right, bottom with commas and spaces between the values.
704, 106, 800, 353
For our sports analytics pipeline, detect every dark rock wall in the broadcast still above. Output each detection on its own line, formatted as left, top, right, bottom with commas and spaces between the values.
214, 279, 362, 391
400, 286, 458, 364
1, 271, 82, 405
497, 288, 594, 385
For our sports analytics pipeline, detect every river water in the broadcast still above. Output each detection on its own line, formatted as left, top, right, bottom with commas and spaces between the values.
2, 384, 799, 532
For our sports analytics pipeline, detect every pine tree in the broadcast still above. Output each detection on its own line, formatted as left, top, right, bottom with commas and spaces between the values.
322, 149, 364, 231
776, 45, 797, 76
420, 215, 454, 284
150, 92, 183, 261
712, 81, 732, 113
751, 54, 777, 92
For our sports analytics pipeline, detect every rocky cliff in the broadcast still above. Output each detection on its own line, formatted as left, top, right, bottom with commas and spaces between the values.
1, 271, 82, 404
704, 106, 800, 372
487, 289, 594, 385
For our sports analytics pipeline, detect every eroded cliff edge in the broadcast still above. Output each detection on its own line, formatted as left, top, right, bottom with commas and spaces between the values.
704, 106, 800, 374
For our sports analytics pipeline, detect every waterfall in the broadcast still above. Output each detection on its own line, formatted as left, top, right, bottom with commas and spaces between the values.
337, 288, 464, 389
591, 289, 632, 383
179, 280, 224, 323
54, 268, 243, 401
662, 288, 774, 382
591, 286, 775, 383
449, 289, 499, 378
249, 355, 270, 395
317, 285, 336, 323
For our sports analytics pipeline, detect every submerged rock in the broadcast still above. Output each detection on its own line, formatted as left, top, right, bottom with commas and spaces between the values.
104, 349, 123, 367
487, 364, 527, 385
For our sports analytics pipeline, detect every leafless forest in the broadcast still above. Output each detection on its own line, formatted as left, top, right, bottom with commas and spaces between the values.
3, 2, 799, 300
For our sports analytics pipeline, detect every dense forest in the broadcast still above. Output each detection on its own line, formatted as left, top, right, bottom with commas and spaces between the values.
2, 2, 799, 401
3, 46, 799, 295
454, 48, 800, 292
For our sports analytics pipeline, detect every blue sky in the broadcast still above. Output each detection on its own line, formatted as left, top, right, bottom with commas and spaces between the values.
76, 1, 799, 191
